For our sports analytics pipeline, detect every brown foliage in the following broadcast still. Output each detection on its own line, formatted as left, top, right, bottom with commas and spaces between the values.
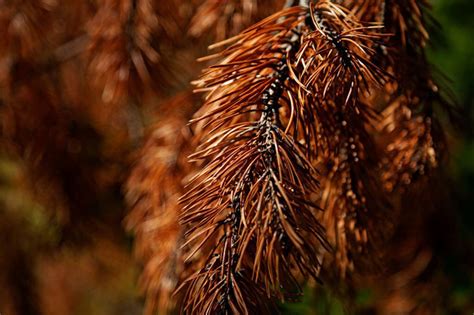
189, 0, 286, 41
0, 0, 58, 60
86, 0, 182, 105
0, 0, 463, 314
181, 6, 330, 313
177, 0, 458, 313
124, 92, 200, 314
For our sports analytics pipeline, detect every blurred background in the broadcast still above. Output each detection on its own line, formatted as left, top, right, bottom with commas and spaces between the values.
0, 0, 472, 314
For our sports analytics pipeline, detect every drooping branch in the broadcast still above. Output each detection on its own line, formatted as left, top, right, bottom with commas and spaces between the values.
180, 6, 332, 313
125, 92, 200, 315
374, 0, 457, 193
188, 0, 286, 41
288, 1, 391, 277
180, 0, 397, 310
86, 0, 181, 105
0, 0, 59, 61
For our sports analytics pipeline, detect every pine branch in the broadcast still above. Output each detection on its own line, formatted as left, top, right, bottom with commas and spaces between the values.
181, 6, 329, 313
294, 1, 387, 156
86, 0, 181, 105
180, 0, 395, 310
378, 91, 445, 192
188, 0, 285, 41
0, 0, 58, 60
373, 0, 457, 192
290, 1, 391, 277
125, 92, 199, 315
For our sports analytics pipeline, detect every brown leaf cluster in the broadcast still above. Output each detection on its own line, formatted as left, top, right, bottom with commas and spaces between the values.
0, 1, 197, 312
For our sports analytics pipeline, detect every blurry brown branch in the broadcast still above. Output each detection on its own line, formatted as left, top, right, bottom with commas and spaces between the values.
125, 91, 200, 315
86, 0, 182, 106
188, 0, 286, 41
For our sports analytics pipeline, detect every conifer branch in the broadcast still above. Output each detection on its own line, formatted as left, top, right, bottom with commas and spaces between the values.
375, 0, 456, 192
86, 0, 180, 105
180, 0, 397, 310
293, 1, 390, 276
181, 6, 329, 313
0, 0, 58, 60
125, 92, 199, 315
189, 0, 285, 41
